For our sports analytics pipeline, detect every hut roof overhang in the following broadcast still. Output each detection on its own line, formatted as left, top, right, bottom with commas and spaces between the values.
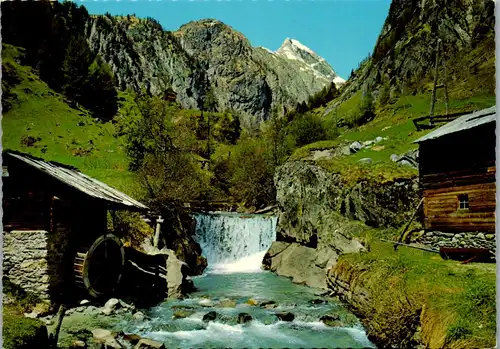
4, 150, 148, 211
413, 106, 496, 144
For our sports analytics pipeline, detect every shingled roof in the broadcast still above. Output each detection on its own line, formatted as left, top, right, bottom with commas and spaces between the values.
4, 151, 148, 211
413, 106, 496, 143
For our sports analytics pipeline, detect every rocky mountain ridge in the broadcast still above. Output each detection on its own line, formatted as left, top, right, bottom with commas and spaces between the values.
334, 0, 495, 108
85, 16, 342, 122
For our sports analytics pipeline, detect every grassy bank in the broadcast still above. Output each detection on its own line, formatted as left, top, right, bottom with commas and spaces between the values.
334, 228, 496, 349
2, 44, 138, 196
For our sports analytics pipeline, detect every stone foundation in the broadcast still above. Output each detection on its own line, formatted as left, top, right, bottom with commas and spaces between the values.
3, 230, 51, 299
418, 231, 496, 254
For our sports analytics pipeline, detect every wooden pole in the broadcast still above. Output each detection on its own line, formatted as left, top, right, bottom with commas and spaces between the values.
442, 58, 449, 115
429, 39, 441, 123
48, 304, 67, 347
153, 215, 164, 248
382, 239, 439, 254
394, 198, 424, 251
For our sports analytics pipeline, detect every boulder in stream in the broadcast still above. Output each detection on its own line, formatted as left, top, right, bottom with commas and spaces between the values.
246, 298, 258, 306
309, 299, 328, 305
275, 312, 295, 322
202, 311, 218, 322
320, 314, 344, 327
123, 333, 142, 345
134, 338, 166, 349
237, 313, 253, 324
133, 311, 146, 321
102, 298, 121, 316
260, 300, 277, 309
173, 310, 195, 319
218, 299, 237, 308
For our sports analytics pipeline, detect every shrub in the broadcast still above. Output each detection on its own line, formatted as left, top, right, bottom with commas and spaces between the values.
286, 112, 328, 147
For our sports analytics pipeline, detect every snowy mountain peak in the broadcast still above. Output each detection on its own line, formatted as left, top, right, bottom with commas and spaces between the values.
274, 38, 345, 87
280, 38, 316, 56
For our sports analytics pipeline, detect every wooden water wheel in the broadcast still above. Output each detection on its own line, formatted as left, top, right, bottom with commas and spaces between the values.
74, 234, 125, 298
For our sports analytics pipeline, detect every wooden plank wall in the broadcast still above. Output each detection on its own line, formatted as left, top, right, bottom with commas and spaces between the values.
423, 170, 496, 232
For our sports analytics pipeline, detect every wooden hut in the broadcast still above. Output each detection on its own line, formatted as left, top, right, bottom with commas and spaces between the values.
413, 106, 496, 250
2, 150, 153, 304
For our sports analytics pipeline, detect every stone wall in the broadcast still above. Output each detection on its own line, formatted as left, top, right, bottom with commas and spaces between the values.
418, 231, 496, 254
3, 230, 51, 300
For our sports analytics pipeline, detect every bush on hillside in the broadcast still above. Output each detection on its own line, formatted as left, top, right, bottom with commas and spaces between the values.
286, 112, 328, 148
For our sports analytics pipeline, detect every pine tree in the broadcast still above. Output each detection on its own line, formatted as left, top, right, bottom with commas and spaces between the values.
61, 35, 92, 104
84, 56, 118, 120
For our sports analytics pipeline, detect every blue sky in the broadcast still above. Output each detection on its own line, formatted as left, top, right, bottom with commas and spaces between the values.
78, 0, 391, 79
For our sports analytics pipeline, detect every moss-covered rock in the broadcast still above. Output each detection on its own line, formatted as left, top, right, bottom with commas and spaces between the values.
3, 307, 50, 349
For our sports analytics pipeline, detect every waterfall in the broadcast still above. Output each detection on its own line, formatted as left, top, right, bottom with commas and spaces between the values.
193, 213, 277, 274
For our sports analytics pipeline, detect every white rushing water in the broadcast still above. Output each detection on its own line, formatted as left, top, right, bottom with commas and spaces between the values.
193, 213, 277, 274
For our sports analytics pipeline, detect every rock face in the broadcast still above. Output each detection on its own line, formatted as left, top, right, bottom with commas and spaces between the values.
86, 16, 342, 122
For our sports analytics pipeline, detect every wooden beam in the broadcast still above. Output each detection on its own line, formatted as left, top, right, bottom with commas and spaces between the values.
442, 59, 449, 115
429, 39, 441, 121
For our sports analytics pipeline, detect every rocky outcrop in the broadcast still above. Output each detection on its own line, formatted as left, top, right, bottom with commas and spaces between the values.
263, 241, 341, 289
86, 16, 341, 122
265, 160, 419, 290
274, 161, 419, 234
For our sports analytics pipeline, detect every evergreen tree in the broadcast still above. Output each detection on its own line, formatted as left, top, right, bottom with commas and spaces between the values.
84, 56, 118, 120
61, 35, 92, 104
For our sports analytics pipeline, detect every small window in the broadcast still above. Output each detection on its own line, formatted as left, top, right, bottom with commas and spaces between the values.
458, 194, 469, 210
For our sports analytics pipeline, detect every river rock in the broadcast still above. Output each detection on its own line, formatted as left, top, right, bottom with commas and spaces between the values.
320, 314, 344, 327
275, 312, 295, 322
102, 298, 121, 315
260, 301, 277, 309
124, 334, 142, 345
134, 338, 165, 349
91, 329, 122, 349
199, 299, 214, 307
247, 298, 258, 306
202, 311, 218, 322
237, 313, 253, 324
309, 299, 328, 305
80, 299, 91, 306
119, 300, 136, 311
375, 136, 384, 143
218, 299, 237, 308
173, 310, 195, 319
133, 311, 146, 321
71, 340, 86, 348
